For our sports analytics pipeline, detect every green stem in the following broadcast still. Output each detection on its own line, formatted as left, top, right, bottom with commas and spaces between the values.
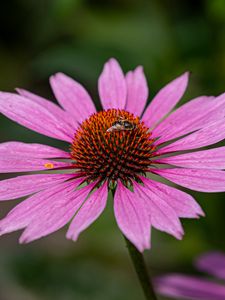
124, 236, 158, 300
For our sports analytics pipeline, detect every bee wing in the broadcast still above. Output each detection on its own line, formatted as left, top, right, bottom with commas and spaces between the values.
106, 124, 123, 132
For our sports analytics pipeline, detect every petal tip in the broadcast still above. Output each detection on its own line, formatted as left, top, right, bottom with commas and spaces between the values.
198, 209, 205, 218
49, 72, 64, 85
66, 231, 78, 242
178, 71, 190, 84
15, 88, 23, 95
135, 65, 144, 73
184, 71, 190, 78
175, 228, 185, 240
108, 57, 119, 64
19, 235, 29, 244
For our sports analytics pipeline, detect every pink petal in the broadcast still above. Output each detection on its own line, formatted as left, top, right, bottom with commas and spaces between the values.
0, 93, 73, 142
158, 118, 225, 154
19, 181, 96, 243
0, 178, 84, 238
98, 58, 127, 110
155, 274, 225, 300
140, 177, 204, 218
195, 252, 225, 280
114, 181, 151, 252
16, 88, 78, 130
66, 181, 108, 241
142, 72, 189, 128
152, 95, 216, 142
0, 173, 74, 201
0, 156, 71, 173
133, 181, 183, 239
157, 146, 225, 169
50, 73, 96, 123
125, 66, 148, 116
0, 141, 70, 158
153, 168, 225, 192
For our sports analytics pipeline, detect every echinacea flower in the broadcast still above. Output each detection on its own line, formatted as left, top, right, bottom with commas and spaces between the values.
155, 251, 225, 300
0, 58, 225, 252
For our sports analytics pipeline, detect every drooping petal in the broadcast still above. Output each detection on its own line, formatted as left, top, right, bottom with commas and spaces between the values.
50, 73, 96, 124
153, 168, 225, 192
142, 72, 189, 128
114, 181, 151, 252
0, 173, 74, 201
0, 178, 84, 238
125, 66, 148, 116
155, 274, 225, 300
157, 147, 225, 169
0, 92, 73, 142
152, 95, 217, 142
0, 156, 71, 173
195, 252, 225, 280
140, 177, 204, 218
16, 88, 78, 130
0, 141, 70, 158
66, 181, 108, 241
98, 58, 127, 110
158, 118, 225, 154
19, 182, 96, 243
133, 181, 183, 239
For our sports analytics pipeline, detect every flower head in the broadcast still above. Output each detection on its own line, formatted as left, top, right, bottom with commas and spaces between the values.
0, 58, 225, 251
155, 252, 225, 300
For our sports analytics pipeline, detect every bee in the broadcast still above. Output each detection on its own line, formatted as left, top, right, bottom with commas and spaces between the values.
106, 117, 136, 132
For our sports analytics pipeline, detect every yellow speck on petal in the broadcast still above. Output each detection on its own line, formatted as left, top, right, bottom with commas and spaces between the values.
44, 162, 54, 169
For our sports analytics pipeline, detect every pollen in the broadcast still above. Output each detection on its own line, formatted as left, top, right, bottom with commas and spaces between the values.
44, 162, 54, 169
70, 109, 156, 186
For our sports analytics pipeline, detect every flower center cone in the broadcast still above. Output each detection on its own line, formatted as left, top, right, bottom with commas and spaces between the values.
70, 109, 156, 186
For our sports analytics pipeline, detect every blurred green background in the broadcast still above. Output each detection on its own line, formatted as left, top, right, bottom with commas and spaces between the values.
1, 0, 225, 299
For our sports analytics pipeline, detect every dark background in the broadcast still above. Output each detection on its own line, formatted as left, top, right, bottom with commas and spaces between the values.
0, 1, 225, 299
